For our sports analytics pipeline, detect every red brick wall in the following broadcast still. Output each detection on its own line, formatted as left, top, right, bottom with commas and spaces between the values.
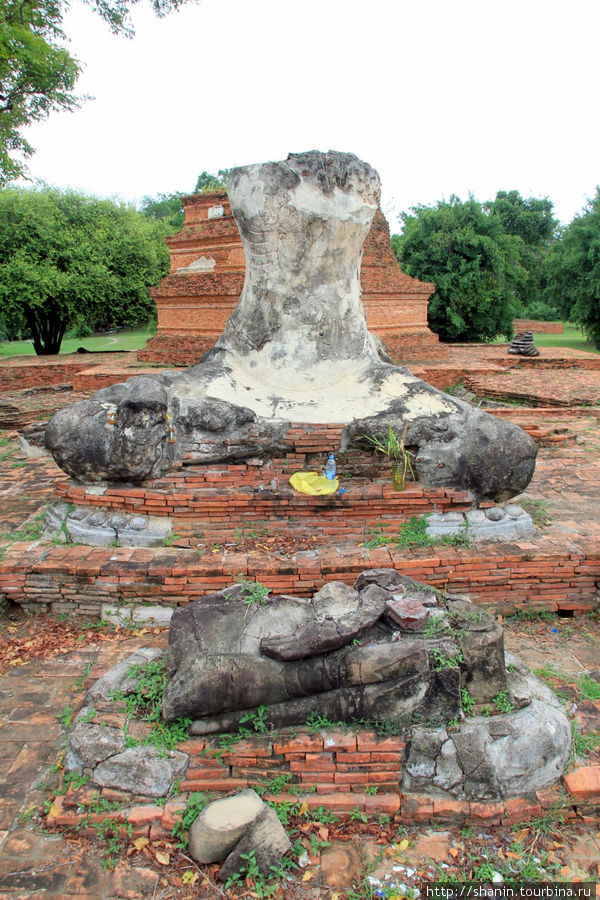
48, 729, 580, 829
1, 538, 596, 618
513, 319, 564, 334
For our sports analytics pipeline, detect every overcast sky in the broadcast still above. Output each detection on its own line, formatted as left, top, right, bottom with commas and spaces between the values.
20, 0, 600, 229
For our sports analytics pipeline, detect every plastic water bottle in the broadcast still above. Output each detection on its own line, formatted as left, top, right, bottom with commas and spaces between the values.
325, 453, 336, 480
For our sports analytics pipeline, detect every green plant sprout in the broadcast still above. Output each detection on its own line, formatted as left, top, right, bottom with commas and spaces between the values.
364, 422, 415, 491
235, 575, 271, 605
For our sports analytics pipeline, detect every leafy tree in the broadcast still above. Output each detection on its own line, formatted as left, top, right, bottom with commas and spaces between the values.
485, 190, 557, 247
194, 170, 230, 193
0, 186, 168, 354
485, 190, 559, 315
394, 196, 524, 343
0, 0, 194, 184
544, 189, 600, 347
139, 192, 185, 232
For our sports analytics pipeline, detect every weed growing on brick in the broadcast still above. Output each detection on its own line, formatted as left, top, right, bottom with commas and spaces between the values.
235, 575, 271, 605
570, 723, 600, 763
363, 514, 469, 550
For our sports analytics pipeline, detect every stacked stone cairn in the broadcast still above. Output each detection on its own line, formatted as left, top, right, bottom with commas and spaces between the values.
508, 330, 540, 357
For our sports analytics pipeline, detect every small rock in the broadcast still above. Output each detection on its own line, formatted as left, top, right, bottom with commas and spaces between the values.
66, 719, 125, 772
503, 503, 524, 519
218, 806, 291, 880
129, 516, 149, 530
189, 789, 265, 864
466, 509, 486, 524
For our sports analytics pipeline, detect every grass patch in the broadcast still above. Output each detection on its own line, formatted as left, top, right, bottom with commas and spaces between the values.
519, 499, 553, 527
507, 607, 555, 623
0, 325, 156, 358
363, 515, 469, 550
577, 673, 600, 701
0, 510, 46, 555
110, 658, 192, 751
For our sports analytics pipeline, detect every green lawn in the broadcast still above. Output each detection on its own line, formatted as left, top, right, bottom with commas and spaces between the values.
495, 323, 599, 354
529, 324, 599, 353
1, 322, 598, 358
0, 326, 155, 358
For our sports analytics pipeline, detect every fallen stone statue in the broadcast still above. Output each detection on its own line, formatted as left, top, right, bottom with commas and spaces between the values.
162, 570, 504, 731
45, 150, 537, 503
65, 569, 571, 802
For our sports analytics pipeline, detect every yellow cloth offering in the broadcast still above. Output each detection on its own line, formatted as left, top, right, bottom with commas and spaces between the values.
289, 471, 339, 495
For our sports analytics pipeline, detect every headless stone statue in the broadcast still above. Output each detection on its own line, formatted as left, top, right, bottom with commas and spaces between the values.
45, 151, 537, 503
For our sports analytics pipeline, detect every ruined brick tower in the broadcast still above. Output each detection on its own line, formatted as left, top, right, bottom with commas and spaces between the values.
139, 191, 442, 366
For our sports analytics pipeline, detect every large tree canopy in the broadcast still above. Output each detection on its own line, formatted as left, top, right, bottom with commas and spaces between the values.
484, 190, 559, 316
484, 190, 557, 247
0, 186, 168, 354
394, 196, 525, 343
544, 189, 600, 348
0, 0, 194, 184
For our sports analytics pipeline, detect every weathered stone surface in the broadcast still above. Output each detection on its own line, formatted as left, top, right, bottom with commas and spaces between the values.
43, 501, 173, 548
188, 789, 265, 865
44, 151, 536, 503
425, 506, 535, 542
190, 669, 430, 736
164, 571, 462, 729
448, 601, 506, 702
45, 376, 174, 482
92, 746, 188, 798
346, 405, 536, 504
66, 570, 570, 806
164, 626, 429, 723
101, 603, 174, 627
66, 717, 125, 772
163, 571, 528, 733
261, 581, 384, 660
401, 659, 571, 800
218, 806, 292, 881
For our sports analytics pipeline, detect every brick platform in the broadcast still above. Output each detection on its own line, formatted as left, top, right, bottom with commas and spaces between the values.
1, 535, 597, 618
44, 727, 600, 834
1, 348, 600, 618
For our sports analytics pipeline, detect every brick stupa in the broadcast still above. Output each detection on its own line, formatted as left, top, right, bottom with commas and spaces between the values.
139, 192, 443, 366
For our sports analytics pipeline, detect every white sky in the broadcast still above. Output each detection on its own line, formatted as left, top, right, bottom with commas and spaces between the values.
20, 0, 600, 228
